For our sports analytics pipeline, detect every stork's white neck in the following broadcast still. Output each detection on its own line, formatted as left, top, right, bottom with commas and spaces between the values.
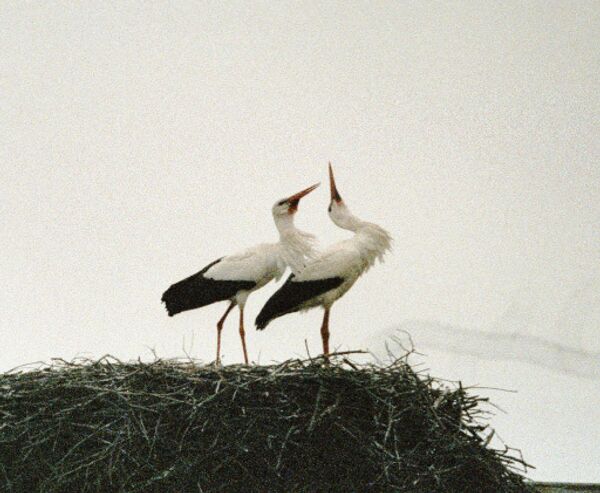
329, 203, 392, 269
273, 213, 317, 274
273, 213, 297, 235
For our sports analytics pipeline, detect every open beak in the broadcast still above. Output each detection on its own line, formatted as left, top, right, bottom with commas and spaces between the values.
287, 182, 320, 212
328, 162, 342, 203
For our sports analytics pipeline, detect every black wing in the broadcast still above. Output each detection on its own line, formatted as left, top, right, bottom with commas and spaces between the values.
161, 258, 256, 316
255, 274, 344, 330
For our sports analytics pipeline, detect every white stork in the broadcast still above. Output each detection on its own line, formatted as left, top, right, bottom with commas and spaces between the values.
162, 183, 319, 364
255, 164, 392, 356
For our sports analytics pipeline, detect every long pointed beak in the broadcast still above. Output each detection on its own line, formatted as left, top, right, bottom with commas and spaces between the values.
328, 162, 342, 203
287, 182, 320, 211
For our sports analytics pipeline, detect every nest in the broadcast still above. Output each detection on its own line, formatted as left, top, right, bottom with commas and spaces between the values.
0, 354, 533, 492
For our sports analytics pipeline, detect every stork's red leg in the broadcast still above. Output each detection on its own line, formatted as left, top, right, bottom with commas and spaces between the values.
216, 301, 235, 364
320, 308, 330, 357
239, 306, 249, 364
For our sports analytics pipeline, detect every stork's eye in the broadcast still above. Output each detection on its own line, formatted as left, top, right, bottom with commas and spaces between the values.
277, 200, 287, 206
328, 204, 332, 212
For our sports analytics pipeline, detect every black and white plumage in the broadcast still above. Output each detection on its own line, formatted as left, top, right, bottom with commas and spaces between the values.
256, 164, 392, 356
162, 183, 319, 364
255, 275, 344, 329
162, 258, 256, 317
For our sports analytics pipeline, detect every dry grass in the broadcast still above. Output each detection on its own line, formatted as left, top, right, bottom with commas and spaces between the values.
0, 353, 534, 492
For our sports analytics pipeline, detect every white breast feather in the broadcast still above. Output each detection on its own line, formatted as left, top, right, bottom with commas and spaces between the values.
295, 223, 392, 284
278, 229, 318, 275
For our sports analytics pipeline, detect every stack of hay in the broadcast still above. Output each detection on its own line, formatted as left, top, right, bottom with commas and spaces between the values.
0, 355, 533, 492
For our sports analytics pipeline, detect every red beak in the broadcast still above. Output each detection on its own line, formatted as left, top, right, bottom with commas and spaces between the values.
328, 162, 342, 203
287, 182, 320, 212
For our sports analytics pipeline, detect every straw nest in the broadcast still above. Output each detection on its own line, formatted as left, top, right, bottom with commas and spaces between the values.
0, 353, 533, 492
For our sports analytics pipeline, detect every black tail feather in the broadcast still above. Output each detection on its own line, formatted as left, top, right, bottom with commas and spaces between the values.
162, 259, 255, 316
255, 275, 343, 330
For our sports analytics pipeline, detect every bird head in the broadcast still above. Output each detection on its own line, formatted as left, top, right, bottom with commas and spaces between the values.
272, 183, 320, 217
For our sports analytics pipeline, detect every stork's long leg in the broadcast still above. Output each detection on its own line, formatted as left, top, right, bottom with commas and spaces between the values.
239, 305, 249, 364
216, 301, 235, 364
320, 308, 331, 357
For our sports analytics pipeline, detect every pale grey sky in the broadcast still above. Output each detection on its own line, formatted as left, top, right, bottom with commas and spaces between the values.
1, 1, 599, 483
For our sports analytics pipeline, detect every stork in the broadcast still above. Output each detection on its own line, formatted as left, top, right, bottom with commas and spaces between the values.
162, 183, 319, 364
255, 164, 392, 356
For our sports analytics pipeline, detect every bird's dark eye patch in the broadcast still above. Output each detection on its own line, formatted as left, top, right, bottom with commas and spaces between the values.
277, 200, 287, 206
328, 203, 332, 212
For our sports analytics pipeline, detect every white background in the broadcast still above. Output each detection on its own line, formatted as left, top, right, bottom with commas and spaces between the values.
2, 1, 599, 482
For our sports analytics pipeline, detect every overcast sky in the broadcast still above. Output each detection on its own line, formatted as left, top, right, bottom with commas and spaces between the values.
2, 1, 599, 483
